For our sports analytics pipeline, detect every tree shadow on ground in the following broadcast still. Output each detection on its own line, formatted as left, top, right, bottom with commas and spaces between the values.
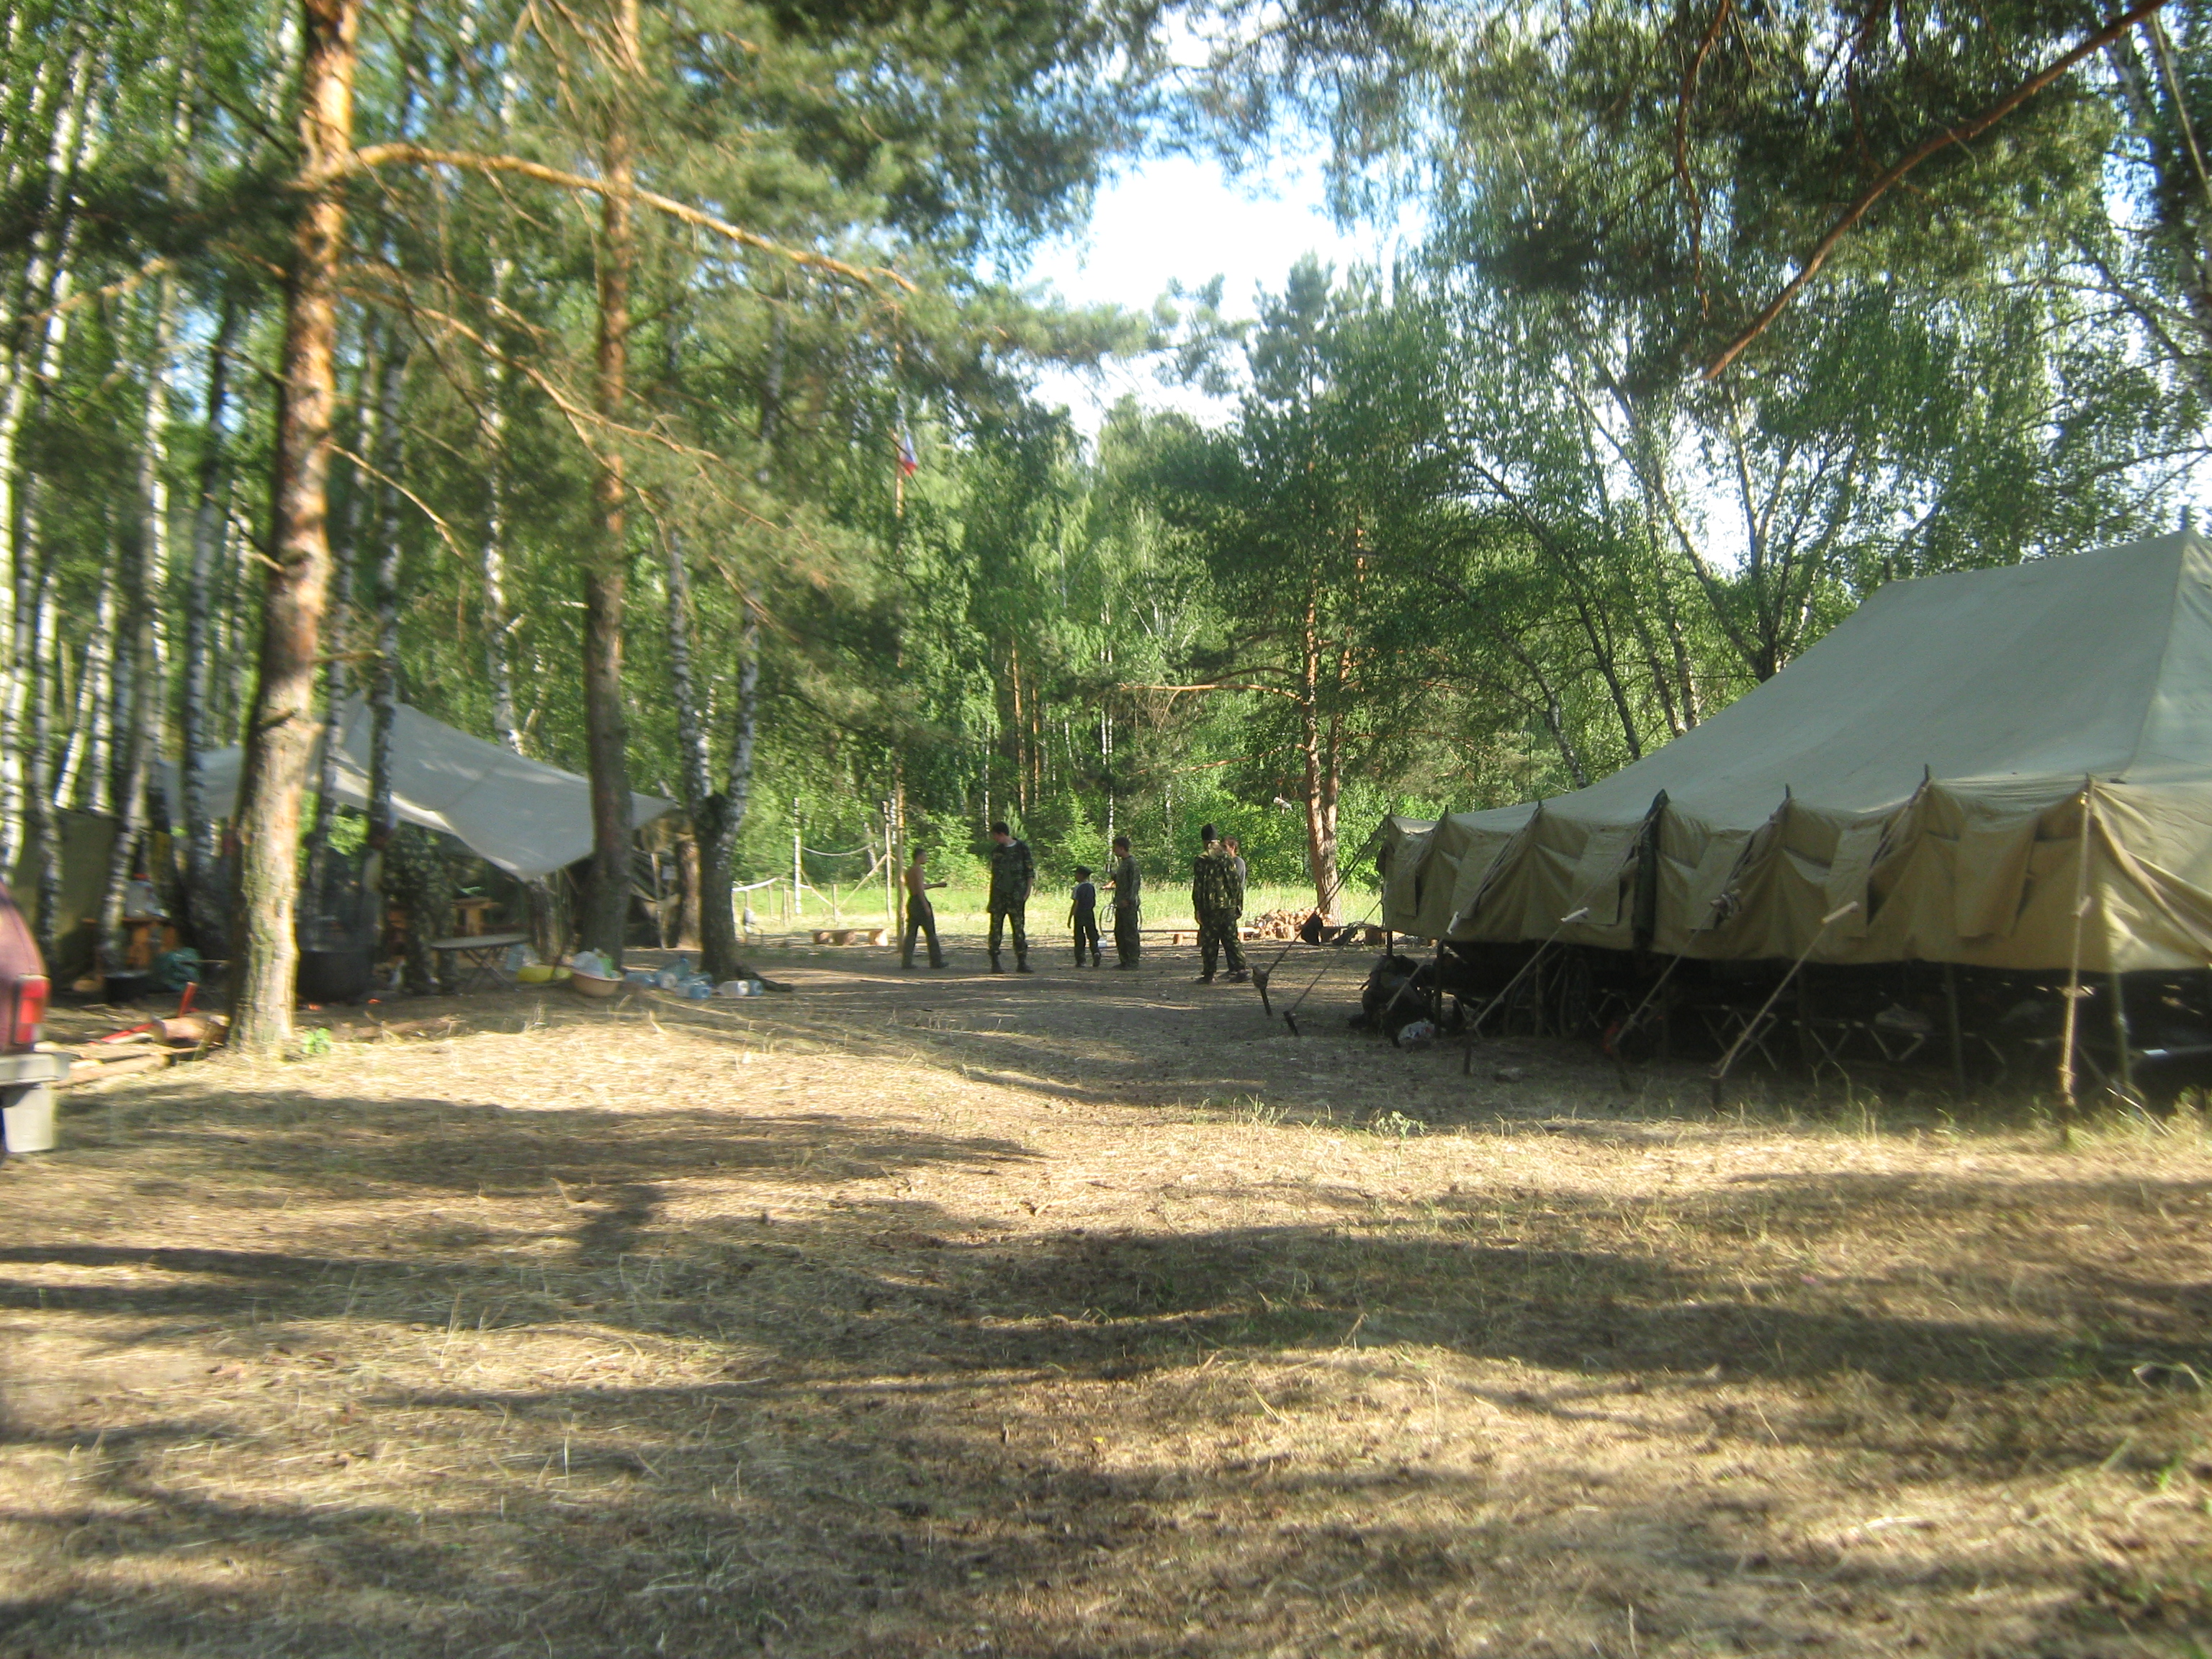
5, 1088, 2210, 1656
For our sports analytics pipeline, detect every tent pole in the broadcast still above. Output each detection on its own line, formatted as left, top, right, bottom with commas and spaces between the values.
1943, 962, 1966, 1091
2109, 969, 2136, 1104
2056, 784, 2092, 1147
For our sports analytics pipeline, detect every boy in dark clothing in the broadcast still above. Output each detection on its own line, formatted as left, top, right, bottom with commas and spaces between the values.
1069, 867, 1102, 966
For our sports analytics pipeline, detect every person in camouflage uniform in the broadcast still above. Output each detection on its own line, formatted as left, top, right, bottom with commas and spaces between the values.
382, 821, 456, 995
986, 821, 1034, 974
1190, 822, 1248, 984
1107, 834, 1141, 968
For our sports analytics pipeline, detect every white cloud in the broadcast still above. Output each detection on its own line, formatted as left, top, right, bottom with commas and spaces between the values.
1020, 151, 1417, 439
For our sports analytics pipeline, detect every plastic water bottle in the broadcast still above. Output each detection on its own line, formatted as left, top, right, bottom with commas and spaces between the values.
716, 979, 752, 998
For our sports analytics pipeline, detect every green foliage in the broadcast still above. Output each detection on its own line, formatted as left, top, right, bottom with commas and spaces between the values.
4, 0, 2208, 946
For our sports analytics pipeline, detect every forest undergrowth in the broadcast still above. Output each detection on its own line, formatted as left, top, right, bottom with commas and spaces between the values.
2, 944, 2209, 1658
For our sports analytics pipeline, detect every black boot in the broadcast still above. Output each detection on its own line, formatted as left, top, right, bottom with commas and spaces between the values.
1015, 956, 1034, 974
989, 955, 1004, 974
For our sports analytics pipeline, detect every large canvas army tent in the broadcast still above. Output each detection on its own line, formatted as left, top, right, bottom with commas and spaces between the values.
1380, 531, 2212, 974
171, 699, 676, 878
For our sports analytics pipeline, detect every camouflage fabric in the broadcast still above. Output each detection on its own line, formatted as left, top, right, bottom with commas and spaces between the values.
987, 903, 1028, 966
1197, 909, 1246, 978
1191, 847, 1241, 914
988, 837, 1035, 908
1110, 853, 1141, 911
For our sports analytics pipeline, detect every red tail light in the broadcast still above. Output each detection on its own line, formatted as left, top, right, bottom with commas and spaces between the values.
12, 974, 47, 1049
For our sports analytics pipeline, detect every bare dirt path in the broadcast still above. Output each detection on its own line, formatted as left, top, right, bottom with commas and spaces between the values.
2, 940, 2209, 1657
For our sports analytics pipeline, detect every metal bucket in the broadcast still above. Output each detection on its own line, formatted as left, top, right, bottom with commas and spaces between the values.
2, 1084, 56, 1154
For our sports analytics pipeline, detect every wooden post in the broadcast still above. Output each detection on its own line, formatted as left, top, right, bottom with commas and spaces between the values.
871, 801, 889, 938
1943, 962, 1966, 1091
2056, 785, 2093, 1146
2110, 969, 2136, 1104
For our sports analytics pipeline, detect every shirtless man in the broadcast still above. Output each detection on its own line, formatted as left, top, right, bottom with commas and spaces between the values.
901, 848, 947, 969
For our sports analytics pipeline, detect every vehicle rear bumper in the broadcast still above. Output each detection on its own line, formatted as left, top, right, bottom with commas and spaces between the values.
0, 1051, 66, 1088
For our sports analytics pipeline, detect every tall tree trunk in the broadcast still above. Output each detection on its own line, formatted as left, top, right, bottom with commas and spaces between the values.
480, 189, 523, 754
478, 369, 521, 752
181, 297, 239, 951
96, 523, 158, 978
305, 327, 380, 904
0, 35, 96, 876
27, 558, 61, 959
1297, 594, 1340, 915
55, 552, 114, 809
6, 248, 88, 945
365, 343, 404, 838
95, 281, 176, 970
579, 0, 641, 963
665, 524, 758, 981
230, 0, 359, 1053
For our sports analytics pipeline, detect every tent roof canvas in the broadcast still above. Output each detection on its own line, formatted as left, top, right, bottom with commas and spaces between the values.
173, 701, 677, 878
1381, 532, 2212, 971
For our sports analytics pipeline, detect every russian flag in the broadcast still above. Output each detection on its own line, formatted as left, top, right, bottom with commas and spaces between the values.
897, 426, 919, 477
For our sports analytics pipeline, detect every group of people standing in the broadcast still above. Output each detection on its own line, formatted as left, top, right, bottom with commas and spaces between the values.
899, 822, 1251, 983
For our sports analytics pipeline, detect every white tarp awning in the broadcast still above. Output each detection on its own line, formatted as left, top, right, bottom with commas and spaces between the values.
170, 700, 676, 878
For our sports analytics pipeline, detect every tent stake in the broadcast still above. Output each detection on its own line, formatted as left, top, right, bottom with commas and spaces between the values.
1277, 896, 1385, 1035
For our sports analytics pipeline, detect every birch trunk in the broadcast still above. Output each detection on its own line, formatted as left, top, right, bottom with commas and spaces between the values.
0, 40, 96, 877
479, 370, 521, 753
230, 0, 359, 1053
55, 552, 112, 808
96, 521, 158, 977
96, 284, 176, 973
662, 529, 755, 981
366, 343, 405, 839
479, 63, 523, 755
179, 297, 238, 953
27, 559, 60, 958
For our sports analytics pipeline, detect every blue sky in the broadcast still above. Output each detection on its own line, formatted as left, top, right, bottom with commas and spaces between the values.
1020, 150, 1418, 436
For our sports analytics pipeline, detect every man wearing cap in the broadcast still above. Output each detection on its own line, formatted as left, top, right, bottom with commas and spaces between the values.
1190, 822, 1248, 984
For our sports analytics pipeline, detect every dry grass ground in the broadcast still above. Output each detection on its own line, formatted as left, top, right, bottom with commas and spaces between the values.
2, 934, 2209, 1658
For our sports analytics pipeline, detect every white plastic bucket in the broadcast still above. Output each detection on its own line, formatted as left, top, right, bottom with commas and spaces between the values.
3, 1085, 56, 1154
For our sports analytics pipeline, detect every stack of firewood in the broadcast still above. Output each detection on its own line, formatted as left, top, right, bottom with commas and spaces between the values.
1241, 909, 1322, 940
56, 1012, 229, 1087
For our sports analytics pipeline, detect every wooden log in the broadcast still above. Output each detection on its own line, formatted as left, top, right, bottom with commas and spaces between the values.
69, 1053, 168, 1085
153, 1012, 229, 1047
67, 1040, 163, 1063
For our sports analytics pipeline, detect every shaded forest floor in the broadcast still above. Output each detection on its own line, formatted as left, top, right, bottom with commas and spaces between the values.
4, 937, 2211, 1657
